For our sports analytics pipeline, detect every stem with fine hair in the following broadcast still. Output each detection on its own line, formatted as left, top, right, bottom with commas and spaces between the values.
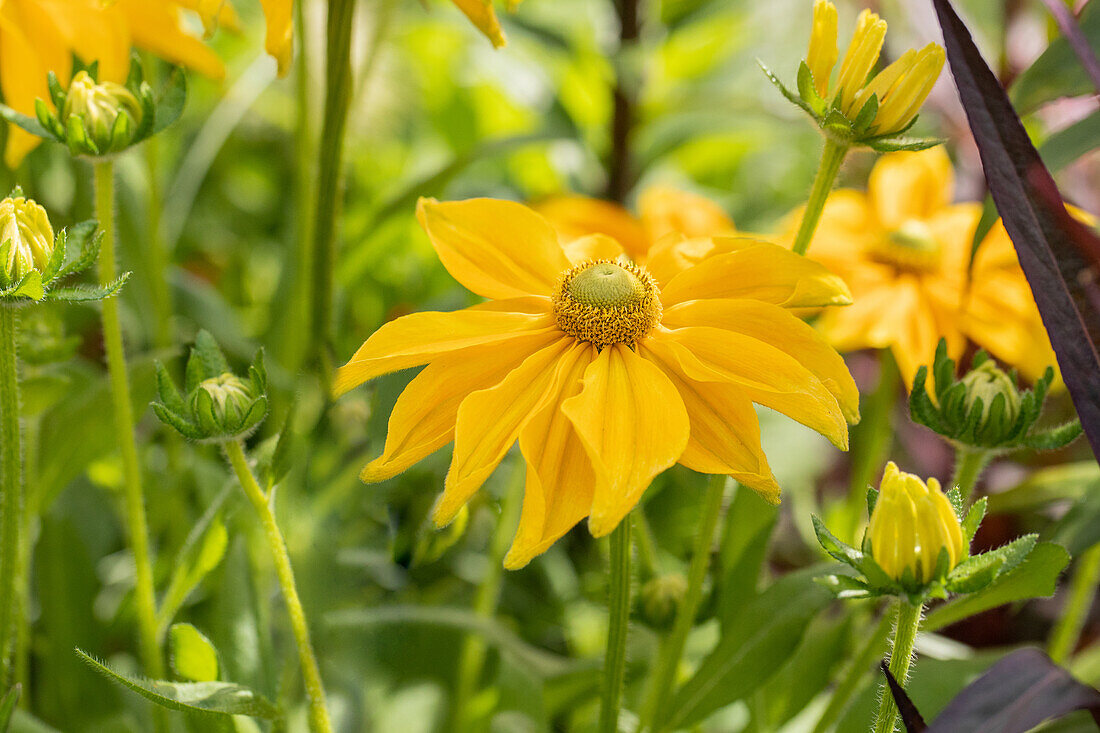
951, 448, 991, 505
94, 161, 164, 683
309, 0, 356, 381
0, 306, 23, 688
452, 463, 524, 730
640, 474, 728, 732
792, 137, 849, 256
1049, 543, 1100, 663
223, 440, 333, 733
599, 519, 633, 733
873, 599, 923, 733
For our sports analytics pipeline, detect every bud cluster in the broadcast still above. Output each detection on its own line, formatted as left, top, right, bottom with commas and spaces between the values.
910, 340, 1081, 453
0, 189, 122, 305
152, 331, 268, 443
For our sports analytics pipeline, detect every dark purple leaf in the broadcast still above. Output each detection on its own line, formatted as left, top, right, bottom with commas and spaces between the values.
881, 661, 927, 733
931, 0, 1100, 462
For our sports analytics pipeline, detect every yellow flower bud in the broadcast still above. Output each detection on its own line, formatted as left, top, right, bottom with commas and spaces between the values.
868, 462, 966, 584
835, 9, 887, 113
0, 196, 54, 282
854, 43, 946, 135
61, 71, 143, 150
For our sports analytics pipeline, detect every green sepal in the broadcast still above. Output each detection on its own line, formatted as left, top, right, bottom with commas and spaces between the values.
822, 108, 852, 138
864, 136, 945, 153
133, 82, 156, 143
154, 361, 187, 415
851, 93, 879, 135
811, 514, 863, 569
107, 109, 134, 153
40, 228, 67, 283
47, 71, 66, 110
1022, 421, 1083, 451
796, 61, 827, 117
945, 534, 1037, 595
0, 103, 53, 139
193, 330, 231, 380
65, 114, 97, 157
0, 271, 44, 301
43, 273, 129, 302
57, 224, 102, 278
34, 98, 63, 141
758, 59, 814, 118
960, 497, 987, 545
151, 402, 203, 441
866, 486, 878, 518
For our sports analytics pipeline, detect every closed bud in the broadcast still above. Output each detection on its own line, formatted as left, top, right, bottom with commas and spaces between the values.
638, 573, 688, 629
959, 360, 1021, 427
61, 71, 143, 154
0, 195, 54, 283
868, 462, 965, 584
190, 373, 254, 432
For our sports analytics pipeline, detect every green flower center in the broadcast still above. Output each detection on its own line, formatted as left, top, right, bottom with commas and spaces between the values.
871, 219, 942, 271
553, 259, 661, 348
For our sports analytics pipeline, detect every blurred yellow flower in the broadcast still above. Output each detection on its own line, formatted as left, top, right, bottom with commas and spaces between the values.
806, 0, 944, 136
868, 462, 965, 583
450, 0, 522, 48
534, 185, 739, 281
0, 0, 234, 167
336, 197, 858, 568
786, 147, 1057, 388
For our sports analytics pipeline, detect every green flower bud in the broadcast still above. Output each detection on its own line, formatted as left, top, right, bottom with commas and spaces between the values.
959, 361, 1021, 427
0, 195, 53, 283
637, 573, 687, 629
190, 373, 254, 432
61, 71, 143, 154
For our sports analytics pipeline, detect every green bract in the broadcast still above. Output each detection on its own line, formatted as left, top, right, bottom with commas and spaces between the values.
152, 331, 268, 443
0, 57, 186, 159
0, 188, 123, 306
910, 339, 1081, 453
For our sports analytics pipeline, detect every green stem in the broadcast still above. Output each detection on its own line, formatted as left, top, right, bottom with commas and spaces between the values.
598, 519, 633, 733
951, 448, 991, 505
873, 600, 923, 733
94, 161, 163, 682
842, 352, 900, 543
224, 440, 332, 733
1049, 543, 1100, 663
812, 608, 892, 733
452, 464, 524, 730
309, 0, 356, 382
792, 137, 849, 256
0, 306, 23, 688
632, 510, 661, 578
640, 474, 728, 732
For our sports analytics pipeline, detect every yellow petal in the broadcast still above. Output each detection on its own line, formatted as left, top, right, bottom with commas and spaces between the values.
835, 9, 886, 113
662, 299, 859, 424
435, 338, 586, 525
0, 13, 52, 167
114, 0, 226, 80
562, 344, 689, 537
869, 147, 954, 229
643, 234, 738, 287
505, 342, 598, 569
361, 328, 563, 482
661, 238, 852, 308
417, 197, 571, 299
874, 44, 945, 134
334, 307, 555, 397
451, 0, 506, 48
638, 340, 780, 503
651, 326, 849, 450
533, 194, 650, 261
637, 185, 735, 242
258, 0, 293, 77
807, 0, 838, 99
562, 233, 626, 265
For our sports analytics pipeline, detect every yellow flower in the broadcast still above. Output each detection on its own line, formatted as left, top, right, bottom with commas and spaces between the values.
0, 0, 230, 167
868, 462, 965, 583
336, 197, 859, 568
0, 195, 53, 281
534, 185, 739, 277
806, 1, 944, 136
786, 147, 1058, 388
450, 0, 523, 48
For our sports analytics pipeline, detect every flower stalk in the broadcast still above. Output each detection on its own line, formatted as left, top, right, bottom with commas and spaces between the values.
640, 474, 727, 731
792, 137, 849, 256
598, 518, 633, 733
873, 599, 924, 733
94, 160, 164, 681
224, 440, 333, 733
1048, 544, 1100, 663
951, 448, 990, 505
0, 306, 22, 688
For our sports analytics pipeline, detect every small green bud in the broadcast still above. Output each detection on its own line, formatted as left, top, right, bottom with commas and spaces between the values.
190, 373, 254, 431
0, 195, 53, 283
959, 361, 1021, 427
60, 71, 143, 155
637, 573, 687, 629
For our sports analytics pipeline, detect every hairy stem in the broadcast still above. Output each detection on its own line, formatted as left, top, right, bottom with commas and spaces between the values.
792, 137, 849, 256
224, 440, 332, 733
873, 600, 923, 733
0, 306, 22, 688
599, 519, 633, 733
951, 448, 991, 505
94, 161, 164, 683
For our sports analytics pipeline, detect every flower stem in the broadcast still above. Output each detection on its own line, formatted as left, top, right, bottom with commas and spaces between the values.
224, 440, 332, 733
792, 137, 849, 256
0, 306, 23, 688
94, 160, 164, 682
1049, 543, 1100, 663
640, 474, 728, 732
873, 599, 923, 733
452, 463, 524, 730
309, 0, 356, 382
812, 608, 892, 733
951, 448, 991, 505
599, 518, 633, 733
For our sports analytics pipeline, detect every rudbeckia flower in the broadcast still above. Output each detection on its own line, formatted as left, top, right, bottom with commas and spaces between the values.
336, 198, 859, 568
785, 147, 1058, 387
0, 0, 233, 167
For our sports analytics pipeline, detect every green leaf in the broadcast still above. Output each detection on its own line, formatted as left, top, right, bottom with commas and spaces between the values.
157, 498, 229, 635
661, 567, 834, 730
757, 59, 814, 117
1039, 110, 1100, 172
864, 136, 945, 152
0, 104, 53, 138
77, 650, 278, 718
716, 484, 778, 624
43, 274, 128, 302
811, 515, 863, 569
925, 542, 1068, 632
153, 68, 187, 135
960, 496, 987, 544
1010, 0, 1100, 113
2, 271, 44, 301
758, 614, 850, 729
0, 685, 18, 733
169, 624, 220, 682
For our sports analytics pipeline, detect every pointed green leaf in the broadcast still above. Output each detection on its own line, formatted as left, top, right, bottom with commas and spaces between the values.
864, 136, 945, 153
811, 515, 863, 569
0, 103, 53, 138
169, 624, 220, 682
0, 684, 18, 733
